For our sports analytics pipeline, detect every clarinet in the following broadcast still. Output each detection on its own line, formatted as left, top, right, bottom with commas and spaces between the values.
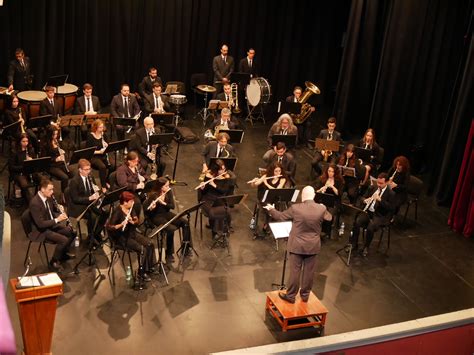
121, 202, 135, 231
51, 194, 72, 227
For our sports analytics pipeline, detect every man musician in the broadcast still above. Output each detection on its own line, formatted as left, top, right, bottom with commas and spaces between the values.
144, 83, 170, 115
238, 48, 258, 78
110, 83, 141, 140
311, 117, 342, 175
7, 48, 33, 92
262, 141, 297, 183
138, 67, 162, 98
287, 86, 315, 148
74, 83, 101, 115
213, 44, 234, 94
208, 108, 239, 133
29, 179, 76, 270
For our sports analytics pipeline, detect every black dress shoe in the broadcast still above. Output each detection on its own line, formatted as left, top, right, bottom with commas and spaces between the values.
300, 298, 309, 303
49, 260, 63, 271
148, 268, 160, 275
141, 273, 152, 282
278, 292, 295, 304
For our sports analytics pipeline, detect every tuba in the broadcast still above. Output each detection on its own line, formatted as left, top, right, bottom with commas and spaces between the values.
292, 81, 320, 124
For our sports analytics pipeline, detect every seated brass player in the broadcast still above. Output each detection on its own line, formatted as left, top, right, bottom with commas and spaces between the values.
311, 117, 342, 176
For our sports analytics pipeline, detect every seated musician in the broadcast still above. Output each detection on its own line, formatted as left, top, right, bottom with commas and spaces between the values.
41, 126, 74, 194
358, 128, 381, 185
74, 83, 101, 140
266, 113, 298, 148
29, 178, 76, 270
313, 164, 344, 237
262, 141, 296, 183
143, 177, 193, 261
198, 159, 234, 239
349, 173, 395, 257
110, 84, 141, 140
116, 151, 148, 214
286, 86, 315, 148
201, 132, 236, 190
387, 155, 411, 215
86, 119, 111, 192
138, 67, 162, 98
8, 134, 40, 202
106, 191, 157, 282
337, 144, 366, 204
208, 107, 239, 132
4, 94, 39, 151
144, 83, 170, 115
216, 83, 233, 103
129, 116, 166, 176
311, 117, 342, 176
67, 159, 103, 245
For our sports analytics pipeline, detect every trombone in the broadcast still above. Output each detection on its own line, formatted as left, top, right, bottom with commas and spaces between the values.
230, 83, 241, 114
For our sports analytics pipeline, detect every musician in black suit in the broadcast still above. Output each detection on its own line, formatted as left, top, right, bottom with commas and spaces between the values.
39, 86, 63, 117
129, 116, 166, 176
208, 108, 239, 132
311, 117, 342, 175
358, 128, 382, 185
7, 48, 32, 92
238, 48, 258, 78
262, 141, 297, 182
74, 83, 101, 114
9, 134, 39, 202
29, 179, 76, 269
138, 67, 162, 98
287, 86, 315, 147
143, 83, 170, 115
266, 113, 298, 148
216, 82, 233, 102
201, 132, 235, 173
110, 84, 141, 140
350, 173, 395, 257
387, 156, 411, 215
212, 44, 235, 94
4, 95, 39, 151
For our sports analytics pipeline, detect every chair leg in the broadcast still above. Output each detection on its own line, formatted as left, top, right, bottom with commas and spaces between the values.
194, 209, 198, 228
377, 229, 385, 251
43, 242, 50, 264
403, 203, 411, 224
127, 251, 134, 281
24, 241, 32, 267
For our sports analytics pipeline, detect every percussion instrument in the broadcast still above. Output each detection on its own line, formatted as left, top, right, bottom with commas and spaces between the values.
169, 94, 187, 105
0, 87, 14, 112
196, 85, 216, 93
17, 90, 47, 118
56, 83, 79, 114
246, 77, 271, 107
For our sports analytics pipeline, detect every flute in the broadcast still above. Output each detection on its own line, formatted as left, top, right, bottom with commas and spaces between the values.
146, 188, 172, 210
194, 171, 228, 190
246, 175, 282, 184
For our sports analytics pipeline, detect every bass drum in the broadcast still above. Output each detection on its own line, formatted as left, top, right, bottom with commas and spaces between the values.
246, 77, 271, 107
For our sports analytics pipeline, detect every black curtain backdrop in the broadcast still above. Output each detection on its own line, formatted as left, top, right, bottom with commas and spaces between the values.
333, 0, 473, 204
0, 0, 350, 107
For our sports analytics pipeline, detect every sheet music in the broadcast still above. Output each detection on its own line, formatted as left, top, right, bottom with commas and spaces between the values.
269, 221, 293, 239
291, 189, 300, 202
38, 273, 63, 286
17, 276, 41, 288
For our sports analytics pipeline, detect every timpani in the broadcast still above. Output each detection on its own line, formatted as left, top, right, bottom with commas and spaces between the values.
56, 83, 79, 114
17, 90, 47, 118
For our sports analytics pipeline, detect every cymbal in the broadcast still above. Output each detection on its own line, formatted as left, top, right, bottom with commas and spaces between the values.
197, 84, 216, 93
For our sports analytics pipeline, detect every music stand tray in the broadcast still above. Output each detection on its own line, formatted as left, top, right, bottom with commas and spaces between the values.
315, 138, 340, 152
208, 100, 228, 110
209, 157, 238, 172
45, 74, 68, 88
27, 115, 52, 129
262, 188, 299, 205
271, 134, 297, 149
115, 117, 137, 127
85, 113, 111, 125
218, 129, 244, 144
103, 139, 130, 154
277, 101, 301, 114
354, 146, 372, 162
69, 147, 96, 165
1, 121, 20, 136
23, 157, 51, 174
99, 187, 127, 208
315, 192, 336, 208
149, 133, 174, 146
151, 113, 174, 126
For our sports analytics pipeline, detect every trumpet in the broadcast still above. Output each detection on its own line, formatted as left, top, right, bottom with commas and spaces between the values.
230, 83, 241, 114
51, 194, 72, 227
121, 201, 135, 231
19, 107, 26, 134
146, 188, 172, 210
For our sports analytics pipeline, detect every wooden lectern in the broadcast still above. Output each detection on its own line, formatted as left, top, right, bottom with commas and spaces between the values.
10, 276, 63, 355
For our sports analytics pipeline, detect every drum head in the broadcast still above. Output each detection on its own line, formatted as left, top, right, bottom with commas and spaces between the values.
17, 90, 47, 102
246, 79, 261, 106
57, 83, 79, 95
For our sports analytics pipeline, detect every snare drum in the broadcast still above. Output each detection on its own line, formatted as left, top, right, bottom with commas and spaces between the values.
56, 83, 79, 113
246, 77, 271, 107
17, 90, 47, 118
169, 94, 187, 105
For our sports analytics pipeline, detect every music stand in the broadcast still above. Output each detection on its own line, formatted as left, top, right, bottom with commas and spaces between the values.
103, 139, 130, 169
271, 134, 297, 149
27, 115, 52, 129
315, 138, 340, 152
69, 146, 95, 165
315, 192, 336, 208
218, 129, 244, 144
164, 84, 178, 95
210, 194, 246, 255
115, 117, 137, 128
45, 74, 68, 89
277, 101, 301, 114
151, 113, 174, 127
268, 221, 292, 289
174, 203, 203, 264
1, 121, 20, 137
166, 133, 187, 186
208, 100, 229, 110
336, 203, 367, 266
354, 146, 372, 162
337, 165, 357, 178
23, 157, 51, 174
209, 157, 237, 172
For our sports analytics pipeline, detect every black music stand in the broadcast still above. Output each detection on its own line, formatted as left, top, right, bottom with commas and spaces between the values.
69, 146, 96, 165
336, 203, 367, 266
218, 129, 244, 144
103, 139, 130, 169
315, 192, 336, 208
271, 134, 297, 149
268, 221, 292, 290
45, 74, 68, 89
315, 138, 340, 152
151, 113, 174, 132
174, 203, 203, 264
209, 157, 237, 172
27, 115, 52, 129
166, 133, 187, 186
354, 146, 372, 162
1, 120, 20, 137
337, 165, 357, 178
277, 101, 301, 114
210, 194, 246, 255
23, 157, 51, 175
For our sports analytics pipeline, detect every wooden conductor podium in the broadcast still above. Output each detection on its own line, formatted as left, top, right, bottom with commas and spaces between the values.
10, 274, 63, 355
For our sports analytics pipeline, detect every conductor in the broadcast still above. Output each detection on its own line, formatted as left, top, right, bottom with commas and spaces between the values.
264, 186, 331, 303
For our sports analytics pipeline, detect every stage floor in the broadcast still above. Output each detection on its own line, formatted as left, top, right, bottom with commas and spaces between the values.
4, 105, 474, 354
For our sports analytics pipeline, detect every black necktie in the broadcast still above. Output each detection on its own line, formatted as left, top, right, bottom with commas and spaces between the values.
87, 97, 91, 111
50, 100, 54, 107
154, 95, 158, 110
86, 177, 93, 195
45, 200, 53, 220
249, 60, 252, 68
278, 156, 282, 163
217, 147, 221, 157
328, 133, 332, 140
124, 98, 129, 117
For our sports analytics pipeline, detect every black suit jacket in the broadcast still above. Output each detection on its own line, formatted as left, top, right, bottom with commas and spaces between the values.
286, 95, 298, 103
143, 93, 170, 114
74, 95, 101, 114
201, 141, 235, 166
110, 94, 140, 118
116, 163, 148, 192
68, 174, 98, 218
29, 194, 60, 240
138, 76, 162, 97
317, 129, 342, 142
363, 185, 396, 218
264, 151, 297, 178
209, 118, 239, 131
9, 147, 36, 175
213, 55, 235, 82
39, 97, 63, 117
7, 57, 32, 91
216, 92, 232, 102
129, 126, 162, 161
238, 57, 258, 77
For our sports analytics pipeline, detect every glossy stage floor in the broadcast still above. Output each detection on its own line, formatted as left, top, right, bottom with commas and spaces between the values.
3, 105, 474, 354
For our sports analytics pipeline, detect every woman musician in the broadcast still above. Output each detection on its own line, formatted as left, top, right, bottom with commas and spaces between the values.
143, 177, 193, 261
198, 159, 234, 239
86, 119, 111, 192
41, 126, 73, 193
4, 94, 39, 151
8, 133, 41, 202
387, 155, 410, 215
106, 191, 157, 282
358, 128, 381, 185
116, 151, 148, 215
337, 144, 366, 204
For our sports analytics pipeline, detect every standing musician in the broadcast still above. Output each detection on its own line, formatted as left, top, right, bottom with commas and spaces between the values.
266, 113, 298, 148
238, 48, 258, 78
387, 156, 411, 215
287, 86, 315, 148
358, 128, 381, 185
110, 84, 141, 140
106, 191, 157, 282
130, 116, 166, 176
7, 48, 33, 92
337, 144, 366, 204
4, 94, 39, 151
262, 142, 297, 183
29, 179, 76, 270
349, 173, 395, 257
41, 126, 74, 193
198, 159, 233, 240
144, 83, 170, 115
313, 164, 344, 237
9, 134, 40, 202
213, 44, 235, 94
86, 119, 111, 192
311, 117, 342, 176
264, 186, 332, 303
143, 177, 193, 261
67, 159, 103, 245
138, 67, 162, 98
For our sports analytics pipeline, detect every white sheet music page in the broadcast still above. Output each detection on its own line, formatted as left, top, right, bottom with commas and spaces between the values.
38, 273, 63, 286
269, 221, 293, 239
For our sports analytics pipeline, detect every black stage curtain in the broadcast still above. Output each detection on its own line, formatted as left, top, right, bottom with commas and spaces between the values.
333, 0, 473, 204
0, 0, 350, 107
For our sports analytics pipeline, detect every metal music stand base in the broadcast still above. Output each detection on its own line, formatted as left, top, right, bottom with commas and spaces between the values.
72, 241, 103, 280
336, 243, 353, 266
210, 232, 230, 255
272, 250, 288, 290
152, 231, 169, 285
